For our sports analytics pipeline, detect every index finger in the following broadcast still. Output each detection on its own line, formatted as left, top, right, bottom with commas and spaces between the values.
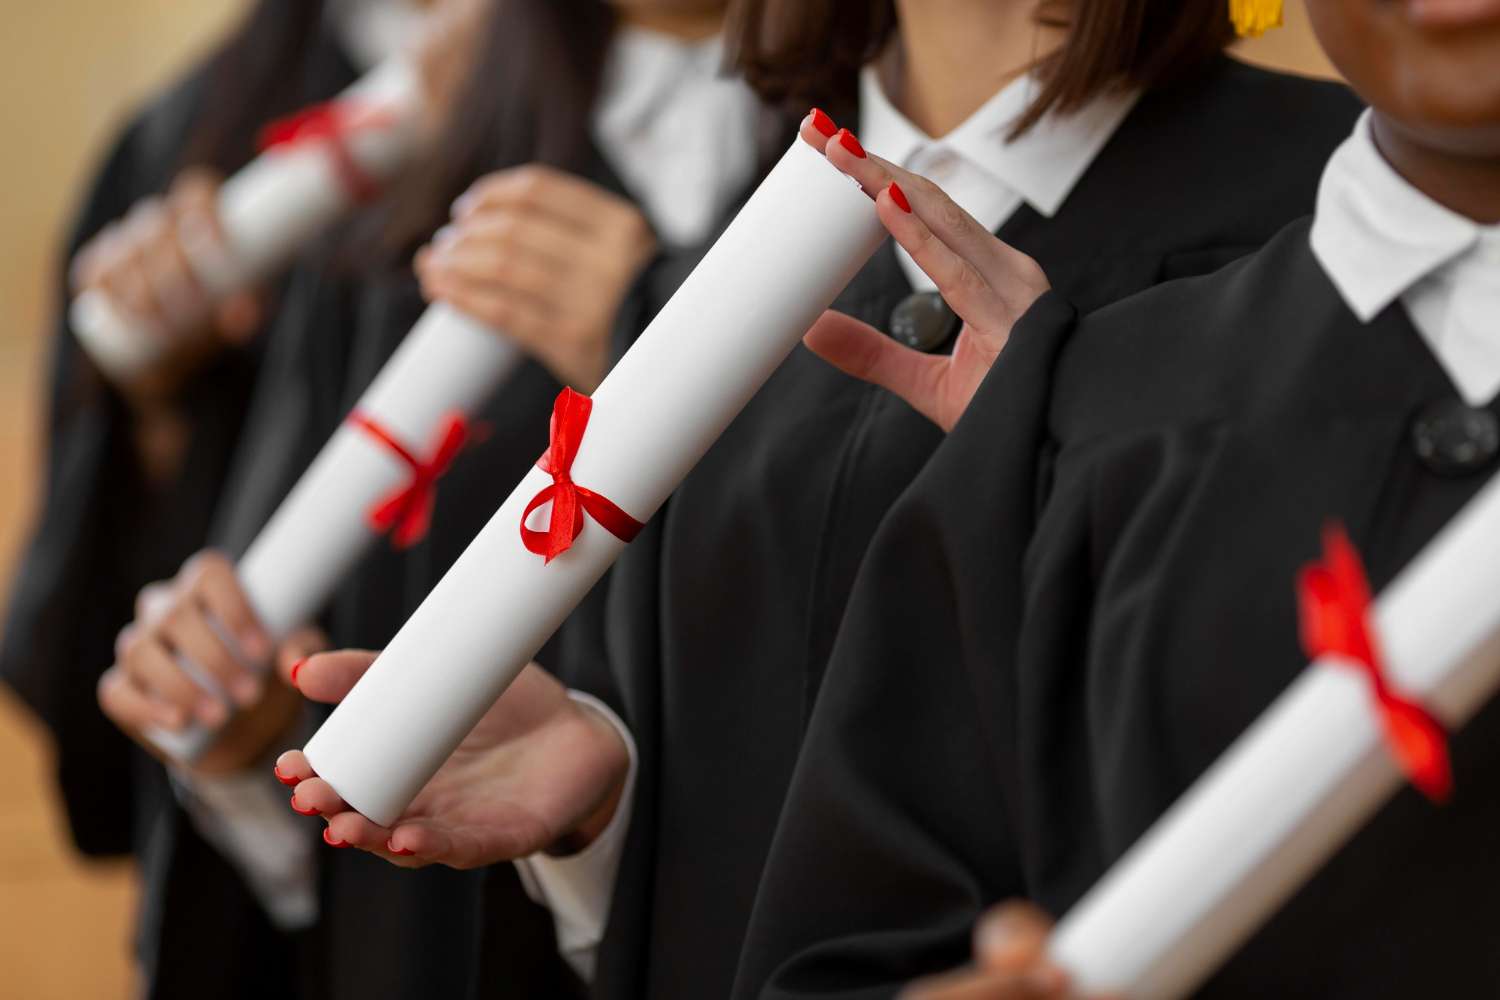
453, 166, 612, 234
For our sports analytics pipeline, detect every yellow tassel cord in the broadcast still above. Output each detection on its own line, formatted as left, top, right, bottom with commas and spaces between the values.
1230, 0, 1283, 37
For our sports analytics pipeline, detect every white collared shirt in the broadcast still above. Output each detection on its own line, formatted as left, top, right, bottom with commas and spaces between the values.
858, 63, 1140, 291
593, 27, 763, 249
1312, 111, 1500, 406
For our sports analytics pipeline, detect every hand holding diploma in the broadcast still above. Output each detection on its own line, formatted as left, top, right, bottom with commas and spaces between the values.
98, 552, 328, 775
415, 165, 659, 392
794, 115, 1050, 432
274, 651, 628, 864
899, 904, 1080, 1000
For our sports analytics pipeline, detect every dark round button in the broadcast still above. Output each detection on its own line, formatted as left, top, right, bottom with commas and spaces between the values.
889, 291, 959, 353
1411, 399, 1500, 477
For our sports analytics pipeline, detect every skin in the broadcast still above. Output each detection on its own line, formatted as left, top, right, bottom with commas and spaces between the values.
796, 2, 1500, 994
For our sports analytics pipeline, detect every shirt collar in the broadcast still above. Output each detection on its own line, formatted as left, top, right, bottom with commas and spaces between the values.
1311, 110, 1484, 322
858, 63, 1139, 218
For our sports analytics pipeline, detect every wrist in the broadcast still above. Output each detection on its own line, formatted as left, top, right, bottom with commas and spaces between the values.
548, 700, 630, 855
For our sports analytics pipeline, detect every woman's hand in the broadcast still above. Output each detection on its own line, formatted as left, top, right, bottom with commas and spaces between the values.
414, 165, 659, 392
900, 902, 1073, 1000
795, 111, 1051, 433
276, 653, 629, 868
97, 550, 321, 774
70, 169, 264, 403
411, 0, 490, 116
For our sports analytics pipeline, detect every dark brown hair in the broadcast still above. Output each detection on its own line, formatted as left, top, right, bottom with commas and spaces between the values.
180, 0, 333, 175
725, 0, 1234, 136
371, 0, 617, 260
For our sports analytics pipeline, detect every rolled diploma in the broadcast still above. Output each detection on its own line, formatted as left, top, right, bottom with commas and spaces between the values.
1049, 472, 1500, 999
301, 140, 886, 826
145, 304, 520, 762
70, 58, 425, 379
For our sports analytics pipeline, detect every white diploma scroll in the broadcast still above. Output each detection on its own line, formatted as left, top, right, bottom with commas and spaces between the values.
301, 140, 886, 826
1049, 474, 1500, 998
147, 304, 521, 762
71, 58, 425, 380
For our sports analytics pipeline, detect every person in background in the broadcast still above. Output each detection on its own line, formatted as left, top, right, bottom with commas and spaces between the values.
102, 0, 775, 995
733, 0, 1500, 995
282, 1, 1365, 998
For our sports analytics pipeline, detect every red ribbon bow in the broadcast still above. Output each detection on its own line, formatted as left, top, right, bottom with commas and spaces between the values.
520, 388, 643, 563
257, 100, 392, 204
1296, 523, 1452, 802
347, 411, 469, 550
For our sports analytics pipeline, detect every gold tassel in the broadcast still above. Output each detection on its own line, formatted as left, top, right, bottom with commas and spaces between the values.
1230, 0, 1283, 37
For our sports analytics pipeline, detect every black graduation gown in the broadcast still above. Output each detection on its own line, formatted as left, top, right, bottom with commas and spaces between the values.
591, 57, 1363, 1000
735, 219, 1500, 997
141, 144, 660, 1000
0, 28, 358, 861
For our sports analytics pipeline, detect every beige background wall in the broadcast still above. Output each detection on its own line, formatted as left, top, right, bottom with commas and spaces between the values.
0, 3, 1336, 996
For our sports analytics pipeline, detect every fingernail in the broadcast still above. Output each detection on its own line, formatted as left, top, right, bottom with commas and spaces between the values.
809, 107, 836, 137
197, 697, 227, 726
291, 796, 320, 817
387, 840, 414, 856
450, 192, 474, 217
232, 675, 260, 706
273, 764, 300, 787
433, 224, 457, 247
888, 182, 911, 214
837, 128, 866, 159
323, 828, 347, 848
239, 630, 269, 662
289, 657, 307, 690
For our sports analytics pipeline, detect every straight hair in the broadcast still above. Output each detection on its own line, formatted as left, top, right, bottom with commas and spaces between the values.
724, 0, 1235, 137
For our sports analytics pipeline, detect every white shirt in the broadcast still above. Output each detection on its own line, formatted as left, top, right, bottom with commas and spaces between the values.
1311, 111, 1500, 406
857, 62, 1139, 291
175, 25, 758, 963
593, 27, 764, 248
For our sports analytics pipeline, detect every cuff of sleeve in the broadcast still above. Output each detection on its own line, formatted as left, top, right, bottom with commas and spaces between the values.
514, 689, 638, 983
170, 758, 319, 931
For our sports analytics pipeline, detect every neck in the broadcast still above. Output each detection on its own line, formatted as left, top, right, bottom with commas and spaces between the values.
1372, 112, 1500, 225
616, 6, 723, 42
887, 0, 1064, 137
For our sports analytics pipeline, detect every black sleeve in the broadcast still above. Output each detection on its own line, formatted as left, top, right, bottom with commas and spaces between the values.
0, 89, 261, 856
732, 294, 1080, 999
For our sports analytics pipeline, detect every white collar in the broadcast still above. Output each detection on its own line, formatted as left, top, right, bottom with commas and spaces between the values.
857, 63, 1139, 218
1311, 110, 1490, 323
327, 0, 425, 72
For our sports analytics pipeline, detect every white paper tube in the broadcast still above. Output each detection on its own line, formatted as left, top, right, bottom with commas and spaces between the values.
1048, 473, 1500, 998
146, 304, 521, 762
71, 58, 425, 381
302, 140, 885, 826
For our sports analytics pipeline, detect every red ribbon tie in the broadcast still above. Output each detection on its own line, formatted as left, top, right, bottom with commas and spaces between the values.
1296, 522, 1452, 802
348, 411, 469, 550
257, 100, 394, 204
520, 388, 643, 563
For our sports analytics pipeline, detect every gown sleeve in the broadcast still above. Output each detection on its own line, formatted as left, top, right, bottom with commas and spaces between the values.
0, 82, 263, 857
732, 293, 1080, 999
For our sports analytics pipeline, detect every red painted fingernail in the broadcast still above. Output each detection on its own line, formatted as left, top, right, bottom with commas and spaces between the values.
387, 841, 415, 856
289, 657, 307, 690
323, 827, 347, 848
290, 796, 320, 817
809, 107, 836, 137
888, 182, 911, 214
273, 764, 300, 787
837, 128, 866, 158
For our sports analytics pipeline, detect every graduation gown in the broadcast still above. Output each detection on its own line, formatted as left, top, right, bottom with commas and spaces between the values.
591, 57, 1362, 1000
0, 28, 358, 861
735, 217, 1500, 997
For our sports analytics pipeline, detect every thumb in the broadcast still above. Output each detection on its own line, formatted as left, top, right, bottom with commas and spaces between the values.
803, 310, 948, 429
291, 648, 381, 703
974, 901, 1055, 973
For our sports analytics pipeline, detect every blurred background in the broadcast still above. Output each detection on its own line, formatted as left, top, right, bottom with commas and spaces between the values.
0, 3, 1335, 996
